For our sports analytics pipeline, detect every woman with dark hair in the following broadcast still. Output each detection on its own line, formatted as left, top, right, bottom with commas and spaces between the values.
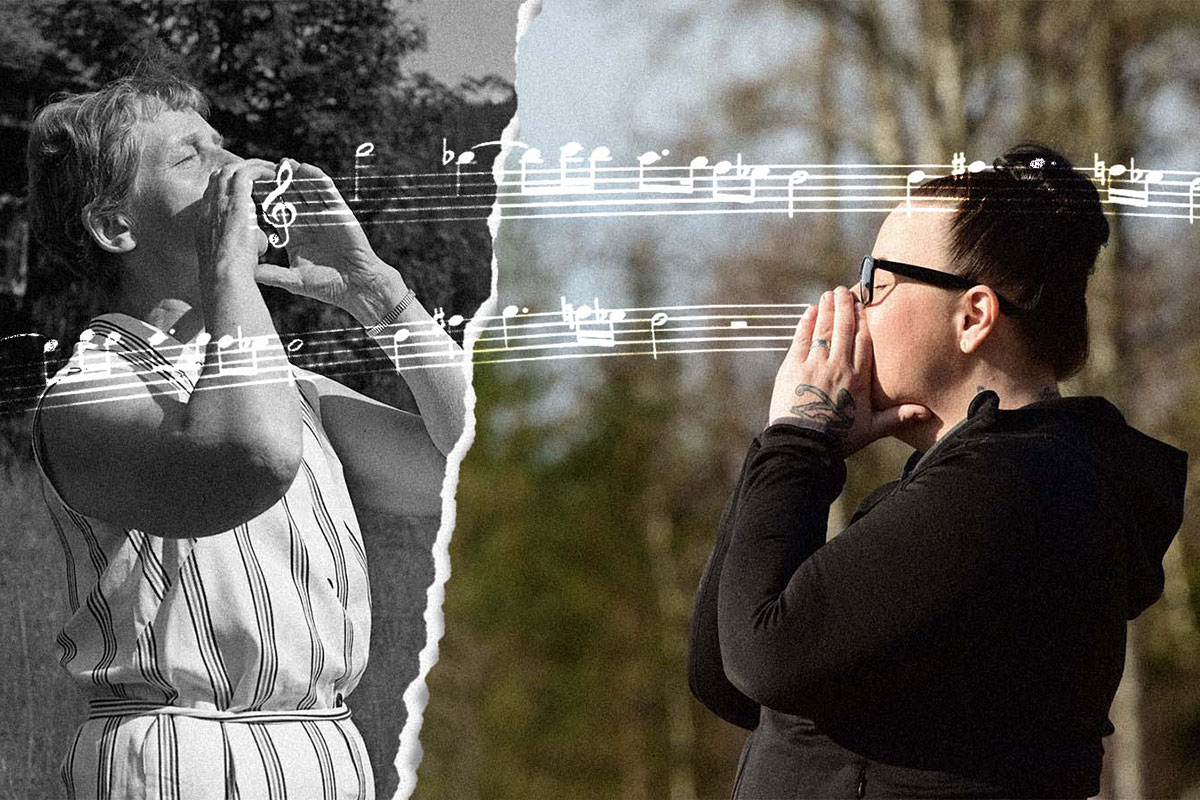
688, 144, 1188, 799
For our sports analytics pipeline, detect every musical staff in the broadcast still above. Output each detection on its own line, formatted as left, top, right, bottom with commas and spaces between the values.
1, 300, 818, 415
241, 139, 1200, 230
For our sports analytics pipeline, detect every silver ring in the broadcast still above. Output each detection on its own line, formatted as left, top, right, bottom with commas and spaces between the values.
812, 338, 830, 350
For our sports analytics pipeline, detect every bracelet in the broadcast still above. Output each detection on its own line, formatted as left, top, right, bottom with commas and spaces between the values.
365, 288, 417, 336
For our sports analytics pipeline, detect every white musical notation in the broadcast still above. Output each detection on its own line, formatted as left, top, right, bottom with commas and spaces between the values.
14, 298, 824, 414
237, 140, 1200, 236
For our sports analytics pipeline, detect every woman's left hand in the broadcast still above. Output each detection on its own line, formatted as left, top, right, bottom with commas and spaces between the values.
254, 159, 402, 323
768, 285, 930, 457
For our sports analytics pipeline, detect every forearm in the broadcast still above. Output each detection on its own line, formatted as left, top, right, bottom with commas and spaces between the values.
717, 424, 846, 708
687, 441, 762, 730
183, 268, 302, 475
353, 271, 468, 457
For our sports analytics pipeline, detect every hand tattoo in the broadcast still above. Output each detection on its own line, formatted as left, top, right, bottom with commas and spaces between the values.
790, 384, 855, 439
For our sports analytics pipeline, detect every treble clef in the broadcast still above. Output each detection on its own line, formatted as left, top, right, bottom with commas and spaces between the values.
261, 160, 298, 248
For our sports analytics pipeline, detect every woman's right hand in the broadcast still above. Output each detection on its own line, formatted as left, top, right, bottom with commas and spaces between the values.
195, 159, 276, 276
768, 286, 930, 456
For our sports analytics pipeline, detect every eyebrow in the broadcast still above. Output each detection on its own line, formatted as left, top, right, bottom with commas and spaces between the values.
175, 131, 225, 150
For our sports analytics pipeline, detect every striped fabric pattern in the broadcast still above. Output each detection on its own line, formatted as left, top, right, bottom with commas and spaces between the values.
34, 313, 375, 799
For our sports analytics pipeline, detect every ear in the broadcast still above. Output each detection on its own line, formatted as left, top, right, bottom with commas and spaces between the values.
81, 202, 137, 255
958, 286, 1002, 355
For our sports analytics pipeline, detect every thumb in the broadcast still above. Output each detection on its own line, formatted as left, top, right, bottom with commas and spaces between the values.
872, 403, 933, 436
254, 263, 304, 293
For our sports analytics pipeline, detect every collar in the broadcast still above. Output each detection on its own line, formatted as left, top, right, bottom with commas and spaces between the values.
901, 389, 1001, 479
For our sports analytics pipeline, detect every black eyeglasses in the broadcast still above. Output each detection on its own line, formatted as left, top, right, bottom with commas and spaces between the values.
858, 256, 1022, 315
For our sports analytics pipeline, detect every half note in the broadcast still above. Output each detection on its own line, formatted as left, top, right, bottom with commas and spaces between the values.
353, 142, 375, 202
905, 170, 926, 217
649, 312, 669, 360
787, 170, 810, 218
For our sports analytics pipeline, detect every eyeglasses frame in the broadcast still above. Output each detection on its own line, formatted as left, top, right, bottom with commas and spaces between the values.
858, 256, 1022, 316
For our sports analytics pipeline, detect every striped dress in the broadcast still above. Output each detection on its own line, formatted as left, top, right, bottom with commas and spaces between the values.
32, 312, 375, 800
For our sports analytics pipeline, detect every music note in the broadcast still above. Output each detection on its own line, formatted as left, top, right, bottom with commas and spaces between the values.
446, 313, 465, 353
499, 305, 520, 349
454, 148, 476, 195
787, 170, 810, 218
559, 142, 585, 191
681, 156, 709, 191
568, 299, 626, 347
905, 170, 926, 217
589, 146, 613, 192
1093, 153, 1108, 187
353, 142, 375, 202
951, 152, 967, 176
392, 327, 410, 362
215, 327, 269, 376
1190, 177, 1200, 224
262, 161, 298, 248
519, 148, 546, 194
637, 149, 690, 194
649, 312, 669, 359
1107, 158, 1163, 208
41, 338, 58, 381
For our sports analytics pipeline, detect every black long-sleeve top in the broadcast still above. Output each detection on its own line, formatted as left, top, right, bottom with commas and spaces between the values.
689, 390, 1188, 799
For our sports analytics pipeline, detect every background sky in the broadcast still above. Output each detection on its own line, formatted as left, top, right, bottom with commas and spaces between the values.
405, 0, 524, 83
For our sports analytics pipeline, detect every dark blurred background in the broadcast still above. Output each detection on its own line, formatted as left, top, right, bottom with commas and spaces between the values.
0, 1, 514, 797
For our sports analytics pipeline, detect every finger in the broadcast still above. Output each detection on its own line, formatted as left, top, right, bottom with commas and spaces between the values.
253, 263, 305, 293
852, 300, 872, 375
790, 303, 817, 362
228, 161, 280, 204
811, 290, 834, 358
830, 286, 856, 363
872, 403, 933, 436
293, 160, 344, 208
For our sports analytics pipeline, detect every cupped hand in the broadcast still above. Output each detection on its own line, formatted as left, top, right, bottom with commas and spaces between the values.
768, 286, 930, 457
196, 159, 277, 275
253, 160, 400, 318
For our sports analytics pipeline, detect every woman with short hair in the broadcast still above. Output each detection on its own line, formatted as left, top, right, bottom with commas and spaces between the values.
688, 145, 1188, 799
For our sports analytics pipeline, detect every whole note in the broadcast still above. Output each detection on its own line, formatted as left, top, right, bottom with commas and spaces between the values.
262, 160, 298, 248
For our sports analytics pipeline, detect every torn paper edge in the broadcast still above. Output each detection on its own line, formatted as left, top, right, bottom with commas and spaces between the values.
391, 1, 543, 797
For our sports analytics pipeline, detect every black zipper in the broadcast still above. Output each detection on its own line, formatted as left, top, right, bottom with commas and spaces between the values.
856, 761, 867, 799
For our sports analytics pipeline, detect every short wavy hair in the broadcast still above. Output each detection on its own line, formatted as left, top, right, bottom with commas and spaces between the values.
26, 65, 208, 297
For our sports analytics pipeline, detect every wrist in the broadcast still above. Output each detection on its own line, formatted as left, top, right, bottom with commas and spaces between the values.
764, 418, 847, 458
347, 264, 409, 328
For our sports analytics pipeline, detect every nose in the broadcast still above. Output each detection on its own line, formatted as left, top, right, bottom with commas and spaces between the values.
210, 147, 243, 170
